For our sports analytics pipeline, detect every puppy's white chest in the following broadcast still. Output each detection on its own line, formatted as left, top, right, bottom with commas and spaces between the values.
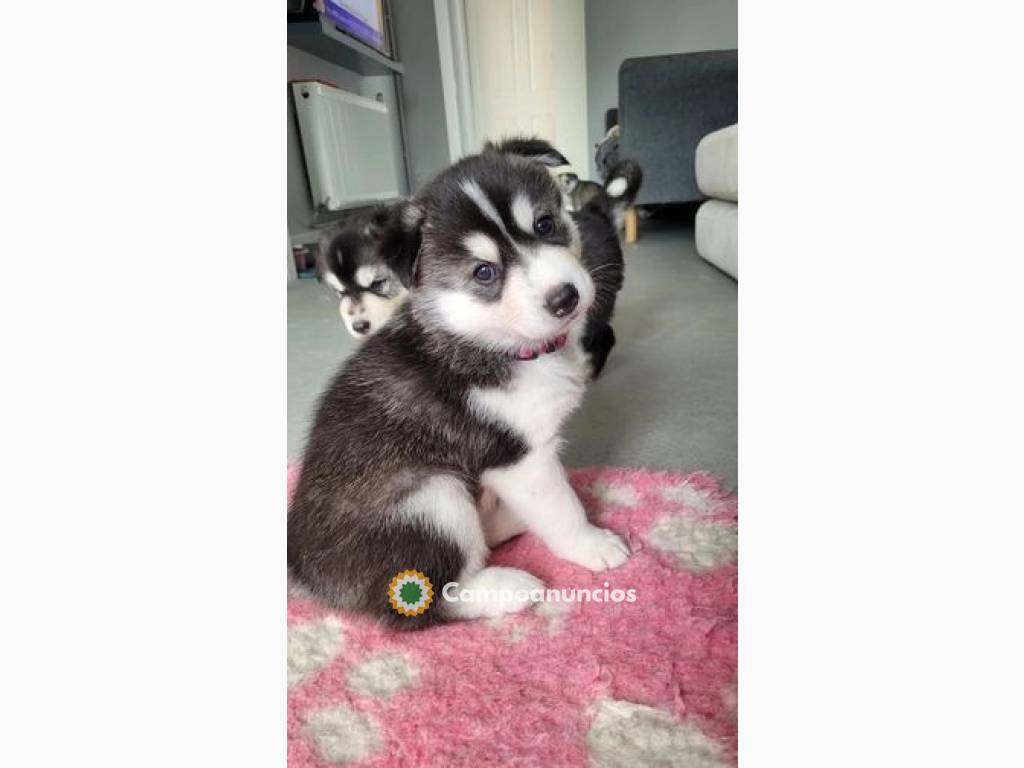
471, 349, 587, 449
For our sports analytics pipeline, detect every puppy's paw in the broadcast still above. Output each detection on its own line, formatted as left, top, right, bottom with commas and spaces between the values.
558, 526, 631, 571
446, 566, 544, 620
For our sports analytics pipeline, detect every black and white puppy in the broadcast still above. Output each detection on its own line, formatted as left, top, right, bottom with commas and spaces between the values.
288, 150, 631, 629
316, 204, 417, 338
488, 137, 642, 377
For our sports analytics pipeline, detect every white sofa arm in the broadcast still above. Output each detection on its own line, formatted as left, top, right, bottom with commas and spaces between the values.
695, 124, 738, 203
696, 200, 738, 279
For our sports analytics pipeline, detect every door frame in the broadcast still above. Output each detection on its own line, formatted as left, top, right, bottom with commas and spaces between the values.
433, 0, 476, 162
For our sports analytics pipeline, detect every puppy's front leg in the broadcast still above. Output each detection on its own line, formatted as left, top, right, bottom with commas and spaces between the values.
482, 449, 630, 570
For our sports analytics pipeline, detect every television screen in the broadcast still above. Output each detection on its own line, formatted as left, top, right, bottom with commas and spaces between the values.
322, 0, 390, 57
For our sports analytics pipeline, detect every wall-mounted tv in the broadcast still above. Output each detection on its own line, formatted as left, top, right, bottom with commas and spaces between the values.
322, 0, 392, 58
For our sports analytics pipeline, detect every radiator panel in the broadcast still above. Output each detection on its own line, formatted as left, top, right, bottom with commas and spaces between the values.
291, 80, 401, 210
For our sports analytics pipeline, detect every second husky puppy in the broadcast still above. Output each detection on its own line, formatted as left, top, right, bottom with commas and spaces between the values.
288, 150, 631, 628
317, 205, 416, 338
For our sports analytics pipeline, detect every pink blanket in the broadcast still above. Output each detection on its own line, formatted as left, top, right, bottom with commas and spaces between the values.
288, 467, 737, 767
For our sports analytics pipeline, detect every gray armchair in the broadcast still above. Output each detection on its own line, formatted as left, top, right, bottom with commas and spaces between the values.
618, 50, 738, 206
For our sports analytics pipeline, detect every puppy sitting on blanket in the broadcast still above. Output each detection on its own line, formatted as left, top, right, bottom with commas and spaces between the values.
288, 147, 631, 628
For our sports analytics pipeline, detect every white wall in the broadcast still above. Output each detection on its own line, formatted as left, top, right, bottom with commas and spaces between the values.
584, 0, 737, 176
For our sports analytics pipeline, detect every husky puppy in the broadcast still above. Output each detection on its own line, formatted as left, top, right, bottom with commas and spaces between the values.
316, 205, 416, 338
288, 150, 631, 628
488, 138, 642, 377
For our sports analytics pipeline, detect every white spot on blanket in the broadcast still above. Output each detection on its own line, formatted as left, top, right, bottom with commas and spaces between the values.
661, 482, 716, 513
586, 699, 727, 768
304, 705, 381, 764
347, 653, 419, 699
288, 616, 344, 688
536, 598, 574, 635
587, 480, 637, 509
489, 597, 575, 641
647, 516, 738, 571
486, 615, 531, 644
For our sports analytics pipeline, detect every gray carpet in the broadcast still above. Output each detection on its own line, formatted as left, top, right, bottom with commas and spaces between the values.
288, 218, 737, 488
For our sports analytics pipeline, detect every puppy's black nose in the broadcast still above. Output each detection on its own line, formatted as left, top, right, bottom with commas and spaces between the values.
352, 320, 371, 334
545, 283, 579, 318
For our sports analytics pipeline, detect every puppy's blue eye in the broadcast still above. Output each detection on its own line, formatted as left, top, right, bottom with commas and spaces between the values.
534, 215, 556, 237
473, 263, 497, 283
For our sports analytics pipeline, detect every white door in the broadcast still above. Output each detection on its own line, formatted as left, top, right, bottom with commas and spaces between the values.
462, 0, 589, 175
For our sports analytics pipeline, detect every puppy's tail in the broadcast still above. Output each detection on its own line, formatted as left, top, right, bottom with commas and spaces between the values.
592, 159, 642, 231
603, 160, 643, 224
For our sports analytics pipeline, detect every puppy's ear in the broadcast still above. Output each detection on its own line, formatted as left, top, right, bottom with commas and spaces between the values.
491, 136, 570, 169
316, 226, 345, 284
364, 204, 392, 238
379, 200, 424, 288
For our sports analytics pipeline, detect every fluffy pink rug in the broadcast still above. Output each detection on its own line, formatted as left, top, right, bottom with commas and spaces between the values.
287, 467, 737, 767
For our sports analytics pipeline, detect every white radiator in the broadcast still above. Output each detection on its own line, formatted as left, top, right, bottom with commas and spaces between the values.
291, 80, 401, 210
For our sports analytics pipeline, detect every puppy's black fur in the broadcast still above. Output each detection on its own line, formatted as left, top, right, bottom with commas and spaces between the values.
287, 307, 526, 629
317, 205, 391, 289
